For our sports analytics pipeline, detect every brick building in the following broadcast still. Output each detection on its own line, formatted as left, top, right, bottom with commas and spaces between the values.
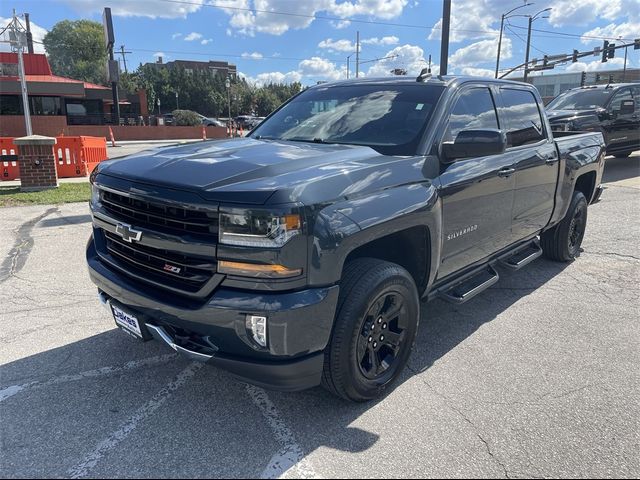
150, 56, 237, 80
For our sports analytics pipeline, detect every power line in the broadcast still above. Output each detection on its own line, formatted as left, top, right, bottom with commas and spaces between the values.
505, 24, 547, 55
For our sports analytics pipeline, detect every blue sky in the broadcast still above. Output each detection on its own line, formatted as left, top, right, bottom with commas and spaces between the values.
2, 0, 639, 85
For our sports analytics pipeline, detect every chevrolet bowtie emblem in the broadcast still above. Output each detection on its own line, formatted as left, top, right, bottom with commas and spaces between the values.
115, 223, 143, 243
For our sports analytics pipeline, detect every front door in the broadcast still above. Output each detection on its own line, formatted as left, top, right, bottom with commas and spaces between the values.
605, 87, 640, 154
498, 87, 559, 240
437, 86, 515, 279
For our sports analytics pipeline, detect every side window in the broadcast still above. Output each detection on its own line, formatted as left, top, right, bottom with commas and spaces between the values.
445, 87, 499, 142
500, 88, 546, 148
609, 89, 633, 114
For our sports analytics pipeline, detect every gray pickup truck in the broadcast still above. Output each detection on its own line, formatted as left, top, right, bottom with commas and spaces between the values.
87, 74, 605, 401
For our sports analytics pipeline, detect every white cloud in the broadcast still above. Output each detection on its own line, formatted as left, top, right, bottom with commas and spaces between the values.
565, 57, 626, 72
428, 0, 500, 43
318, 38, 356, 52
0, 17, 48, 54
63, 0, 204, 18
547, 0, 639, 27
172, 33, 182, 39
298, 56, 343, 80
450, 38, 512, 68
330, 20, 351, 29
201, 38, 213, 45
460, 67, 495, 77
184, 32, 203, 41
242, 51, 264, 60
580, 22, 640, 43
362, 36, 400, 46
218, 0, 409, 36
366, 44, 434, 77
243, 70, 303, 86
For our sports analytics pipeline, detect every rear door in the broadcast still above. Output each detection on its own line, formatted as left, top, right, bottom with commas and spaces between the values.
605, 87, 640, 153
437, 85, 516, 278
497, 87, 558, 241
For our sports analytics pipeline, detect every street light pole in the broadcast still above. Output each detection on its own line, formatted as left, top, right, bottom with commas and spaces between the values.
495, 3, 533, 79
439, 0, 451, 75
523, 8, 551, 83
225, 77, 231, 137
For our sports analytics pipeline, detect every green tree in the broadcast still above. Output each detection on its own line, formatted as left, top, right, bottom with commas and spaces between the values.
43, 20, 107, 85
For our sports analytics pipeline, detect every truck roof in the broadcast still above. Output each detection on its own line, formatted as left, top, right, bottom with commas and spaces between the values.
311, 75, 535, 89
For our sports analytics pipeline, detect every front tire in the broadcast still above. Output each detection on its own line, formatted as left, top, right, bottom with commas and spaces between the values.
541, 191, 588, 262
322, 258, 420, 402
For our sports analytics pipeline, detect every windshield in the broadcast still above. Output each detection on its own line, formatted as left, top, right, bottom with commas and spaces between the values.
250, 84, 445, 156
547, 89, 614, 110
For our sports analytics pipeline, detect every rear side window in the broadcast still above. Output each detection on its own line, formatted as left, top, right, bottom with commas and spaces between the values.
500, 88, 546, 147
609, 88, 633, 113
445, 87, 499, 142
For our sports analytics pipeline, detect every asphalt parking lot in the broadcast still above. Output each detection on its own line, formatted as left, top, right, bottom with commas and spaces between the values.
1, 154, 639, 479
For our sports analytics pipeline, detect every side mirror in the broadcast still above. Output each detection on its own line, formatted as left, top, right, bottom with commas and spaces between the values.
620, 99, 635, 115
442, 129, 506, 162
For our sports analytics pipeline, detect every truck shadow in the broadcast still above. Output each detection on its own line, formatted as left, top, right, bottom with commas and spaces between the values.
0, 257, 569, 477
602, 154, 640, 183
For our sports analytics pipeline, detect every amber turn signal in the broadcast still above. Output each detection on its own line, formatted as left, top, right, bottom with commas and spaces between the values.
218, 261, 302, 279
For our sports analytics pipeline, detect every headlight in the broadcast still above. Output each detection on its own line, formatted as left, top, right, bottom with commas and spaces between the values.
91, 184, 101, 206
219, 210, 302, 248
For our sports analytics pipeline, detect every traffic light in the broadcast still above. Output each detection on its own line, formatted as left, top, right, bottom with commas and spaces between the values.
543, 55, 549, 66
635, 38, 640, 50
608, 43, 616, 59
602, 41, 609, 62
595, 73, 601, 83
580, 71, 587, 86
572, 50, 579, 62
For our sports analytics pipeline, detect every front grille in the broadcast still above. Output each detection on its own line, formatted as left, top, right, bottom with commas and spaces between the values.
101, 189, 218, 237
104, 231, 216, 293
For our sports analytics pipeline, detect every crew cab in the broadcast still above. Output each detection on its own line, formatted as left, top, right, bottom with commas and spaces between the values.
87, 75, 605, 401
547, 83, 639, 158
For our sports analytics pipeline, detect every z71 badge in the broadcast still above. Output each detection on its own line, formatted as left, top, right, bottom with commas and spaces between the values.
447, 225, 478, 241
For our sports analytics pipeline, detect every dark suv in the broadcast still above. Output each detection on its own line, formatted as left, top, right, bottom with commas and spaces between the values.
547, 83, 640, 158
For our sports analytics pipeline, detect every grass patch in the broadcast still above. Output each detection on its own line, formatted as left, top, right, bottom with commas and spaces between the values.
0, 182, 91, 207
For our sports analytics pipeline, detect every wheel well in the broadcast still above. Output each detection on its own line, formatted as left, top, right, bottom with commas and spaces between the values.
343, 226, 430, 292
574, 171, 596, 203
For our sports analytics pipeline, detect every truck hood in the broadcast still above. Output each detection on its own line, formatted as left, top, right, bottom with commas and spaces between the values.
97, 138, 420, 205
547, 108, 600, 122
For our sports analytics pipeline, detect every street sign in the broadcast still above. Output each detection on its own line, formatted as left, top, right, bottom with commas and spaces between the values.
103, 8, 115, 49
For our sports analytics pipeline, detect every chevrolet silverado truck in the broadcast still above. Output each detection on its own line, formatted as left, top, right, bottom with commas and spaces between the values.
87, 75, 605, 402
547, 83, 639, 158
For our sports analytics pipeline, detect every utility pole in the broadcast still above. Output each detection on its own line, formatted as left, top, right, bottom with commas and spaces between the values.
103, 8, 120, 125
523, 16, 533, 83
428, 54, 432, 73
7, 11, 32, 135
623, 46, 628, 81
24, 12, 34, 54
355, 31, 360, 78
439, 0, 451, 75
118, 45, 131, 74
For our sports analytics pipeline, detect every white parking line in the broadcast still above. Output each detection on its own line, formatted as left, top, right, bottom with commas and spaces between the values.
0, 354, 178, 403
67, 362, 203, 479
246, 384, 317, 479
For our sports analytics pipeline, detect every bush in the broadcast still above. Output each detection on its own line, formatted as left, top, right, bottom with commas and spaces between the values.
172, 109, 201, 126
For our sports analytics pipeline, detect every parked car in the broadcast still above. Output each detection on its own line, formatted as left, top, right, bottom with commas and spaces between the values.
546, 83, 640, 158
87, 75, 605, 401
235, 115, 257, 129
246, 117, 266, 129
197, 114, 226, 128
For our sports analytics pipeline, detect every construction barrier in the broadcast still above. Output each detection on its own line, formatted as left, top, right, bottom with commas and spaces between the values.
0, 136, 108, 181
0, 137, 20, 181
55, 136, 108, 178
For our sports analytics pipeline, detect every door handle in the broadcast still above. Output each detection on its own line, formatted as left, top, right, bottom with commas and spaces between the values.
545, 153, 559, 164
497, 167, 515, 177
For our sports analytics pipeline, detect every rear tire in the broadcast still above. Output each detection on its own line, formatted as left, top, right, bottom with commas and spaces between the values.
541, 191, 588, 262
613, 151, 632, 158
321, 258, 420, 402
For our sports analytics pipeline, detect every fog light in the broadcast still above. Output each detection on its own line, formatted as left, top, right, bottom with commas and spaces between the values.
246, 315, 268, 348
